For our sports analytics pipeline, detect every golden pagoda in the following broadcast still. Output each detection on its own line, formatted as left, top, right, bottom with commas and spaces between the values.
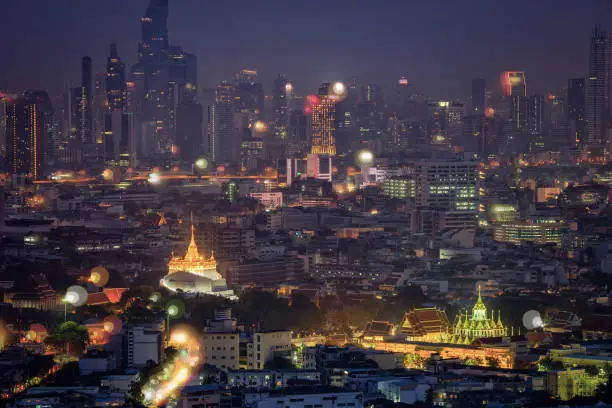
168, 225, 221, 281
448, 286, 508, 344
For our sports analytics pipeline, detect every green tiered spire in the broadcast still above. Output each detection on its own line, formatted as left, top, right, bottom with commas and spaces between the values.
450, 286, 508, 344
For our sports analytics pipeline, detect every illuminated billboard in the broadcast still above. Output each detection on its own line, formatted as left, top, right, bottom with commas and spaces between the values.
500, 71, 526, 96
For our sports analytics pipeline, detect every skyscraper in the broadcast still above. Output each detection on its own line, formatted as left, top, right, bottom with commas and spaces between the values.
176, 102, 203, 163
585, 26, 611, 155
528, 94, 545, 148
105, 44, 126, 162
310, 83, 337, 156
106, 44, 126, 111
209, 81, 235, 163
271, 75, 289, 139
500, 71, 527, 97
79, 56, 93, 143
132, 0, 172, 152
234, 69, 264, 115
568, 78, 586, 148
5, 93, 46, 180
471, 78, 486, 114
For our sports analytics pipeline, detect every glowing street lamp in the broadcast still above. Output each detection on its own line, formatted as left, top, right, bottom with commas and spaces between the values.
356, 149, 374, 185
194, 158, 208, 170
166, 304, 180, 336
148, 172, 161, 185
61, 298, 70, 322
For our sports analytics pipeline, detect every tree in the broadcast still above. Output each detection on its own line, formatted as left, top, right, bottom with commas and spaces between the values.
264, 356, 295, 370
585, 365, 599, 377
537, 356, 564, 372
45, 321, 89, 356
404, 353, 426, 369
485, 357, 500, 368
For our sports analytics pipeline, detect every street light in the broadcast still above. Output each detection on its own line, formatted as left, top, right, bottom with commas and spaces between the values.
61, 298, 70, 322
166, 304, 179, 336
192, 158, 209, 175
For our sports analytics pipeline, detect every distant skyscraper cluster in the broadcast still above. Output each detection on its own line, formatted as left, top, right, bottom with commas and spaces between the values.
0, 6, 611, 182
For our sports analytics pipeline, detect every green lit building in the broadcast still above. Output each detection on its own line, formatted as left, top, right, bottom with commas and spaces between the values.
383, 177, 415, 199
493, 221, 568, 246
487, 204, 518, 223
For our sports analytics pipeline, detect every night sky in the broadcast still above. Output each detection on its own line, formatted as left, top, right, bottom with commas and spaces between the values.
0, 0, 610, 100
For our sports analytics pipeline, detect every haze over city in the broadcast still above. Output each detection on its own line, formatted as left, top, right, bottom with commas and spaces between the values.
1, 1, 612, 408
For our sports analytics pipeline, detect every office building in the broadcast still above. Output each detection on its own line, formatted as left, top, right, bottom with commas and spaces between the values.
5, 93, 46, 180
471, 78, 486, 113
568, 78, 586, 148
272, 75, 289, 139
120, 112, 138, 167
528, 94, 545, 146
413, 158, 480, 213
209, 81, 236, 163
78, 56, 93, 143
247, 331, 292, 370
307, 153, 333, 182
201, 308, 240, 371
585, 26, 611, 155
240, 138, 264, 171
123, 322, 163, 368
175, 102, 203, 163
106, 44, 125, 111
311, 83, 337, 156
383, 177, 416, 200
287, 110, 310, 157
493, 221, 568, 246
500, 71, 527, 97
234, 69, 264, 115
243, 390, 363, 408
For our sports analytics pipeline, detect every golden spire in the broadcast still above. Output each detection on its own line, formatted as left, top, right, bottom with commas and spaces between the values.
184, 224, 201, 262
167, 224, 220, 279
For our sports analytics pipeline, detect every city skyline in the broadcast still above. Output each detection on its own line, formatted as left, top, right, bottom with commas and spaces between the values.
0, 0, 611, 99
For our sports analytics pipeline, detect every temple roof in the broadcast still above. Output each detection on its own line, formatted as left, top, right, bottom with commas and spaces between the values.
168, 225, 218, 277
400, 308, 450, 337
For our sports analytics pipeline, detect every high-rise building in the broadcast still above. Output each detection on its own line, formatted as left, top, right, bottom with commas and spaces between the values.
175, 102, 203, 163
412, 157, 480, 230
287, 110, 310, 157
585, 26, 611, 155
104, 44, 126, 162
120, 112, 139, 168
310, 83, 337, 156
234, 69, 264, 115
414, 158, 480, 212
106, 44, 126, 111
568, 78, 586, 148
271, 75, 289, 139
78, 56, 93, 143
5, 93, 46, 180
132, 0, 196, 153
92, 72, 107, 148
395, 75, 411, 117
209, 81, 236, 163
471, 78, 486, 113
528, 94, 545, 146
500, 71, 527, 97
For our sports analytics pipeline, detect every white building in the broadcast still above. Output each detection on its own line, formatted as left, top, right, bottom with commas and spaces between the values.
227, 369, 320, 389
124, 322, 163, 368
244, 390, 363, 408
378, 379, 431, 404
200, 309, 240, 371
248, 331, 292, 369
